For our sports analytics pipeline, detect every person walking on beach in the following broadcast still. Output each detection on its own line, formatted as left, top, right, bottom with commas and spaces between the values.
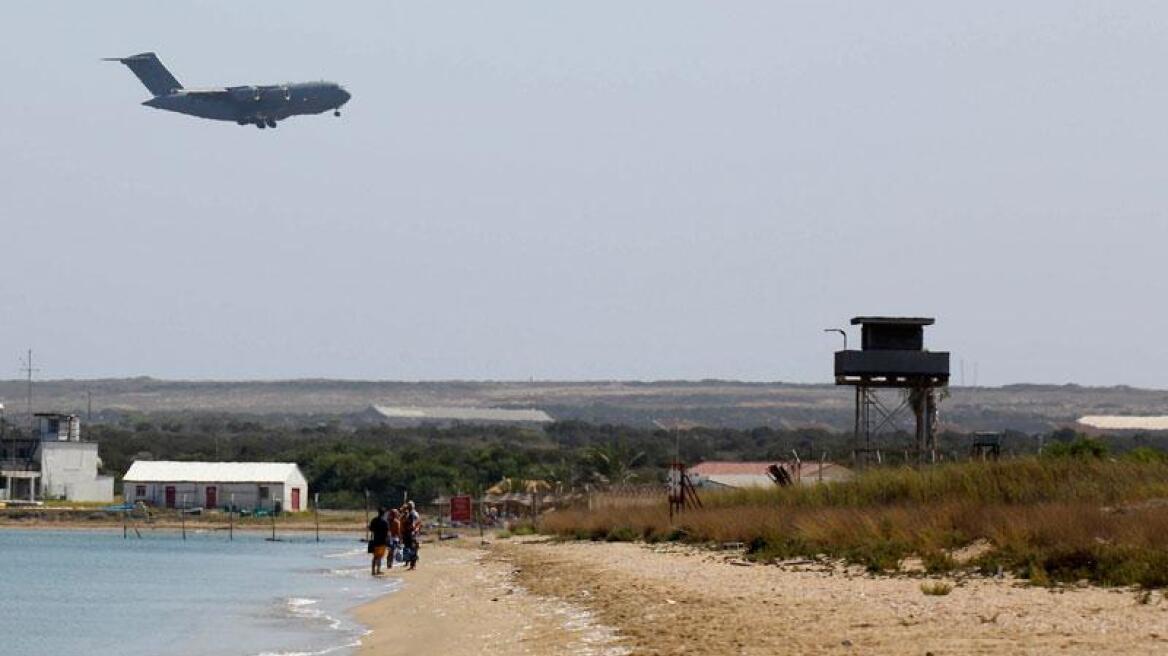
401, 500, 421, 571
368, 506, 390, 576
387, 507, 402, 569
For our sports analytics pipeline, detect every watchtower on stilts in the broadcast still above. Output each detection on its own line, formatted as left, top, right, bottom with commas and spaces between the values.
833, 317, 950, 467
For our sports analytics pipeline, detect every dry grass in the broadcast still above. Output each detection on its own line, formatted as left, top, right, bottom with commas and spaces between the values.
541, 459, 1168, 588
920, 581, 953, 596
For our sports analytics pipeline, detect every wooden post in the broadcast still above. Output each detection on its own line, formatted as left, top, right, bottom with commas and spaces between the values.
181, 493, 187, 540
270, 509, 276, 542
314, 492, 320, 543
229, 493, 235, 541
478, 503, 486, 545
123, 510, 127, 539
363, 489, 370, 541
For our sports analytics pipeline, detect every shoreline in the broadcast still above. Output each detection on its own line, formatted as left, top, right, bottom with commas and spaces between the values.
353, 538, 624, 655
356, 536, 1168, 655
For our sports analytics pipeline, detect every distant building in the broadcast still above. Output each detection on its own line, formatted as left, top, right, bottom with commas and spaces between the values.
367, 405, 554, 428
1077, 415, 1168, 432
123, 461, 309, 512
0, 412, 114, 503
690, 460, 853, 489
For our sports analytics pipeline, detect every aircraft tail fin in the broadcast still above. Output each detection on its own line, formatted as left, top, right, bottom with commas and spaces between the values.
103, 52, 182, 96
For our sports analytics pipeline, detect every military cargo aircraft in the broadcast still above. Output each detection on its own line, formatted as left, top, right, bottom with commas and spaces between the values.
105, 52, 350, 129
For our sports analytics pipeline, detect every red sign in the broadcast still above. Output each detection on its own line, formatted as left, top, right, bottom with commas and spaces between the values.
449, 495, 473, 523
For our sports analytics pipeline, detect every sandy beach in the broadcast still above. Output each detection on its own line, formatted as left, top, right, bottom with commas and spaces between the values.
357, 537, 1168, 655
354, 539, 623, 655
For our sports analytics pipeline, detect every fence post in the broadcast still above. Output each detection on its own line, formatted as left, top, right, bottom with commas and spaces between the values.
363, 489, 370, 541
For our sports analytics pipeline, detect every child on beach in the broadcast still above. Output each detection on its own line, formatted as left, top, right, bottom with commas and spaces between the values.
401, 501, 421, 570
387, 507, 402, 569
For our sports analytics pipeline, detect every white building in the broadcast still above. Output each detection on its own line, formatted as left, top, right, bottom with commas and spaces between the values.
122, 461, 309, 512
368, 405, 554, 428
689, 460, 854, 489
1, 413, 114, 503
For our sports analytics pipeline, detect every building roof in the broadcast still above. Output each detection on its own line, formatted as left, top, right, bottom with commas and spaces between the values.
371, 405, 553, 423
851, 316, 935, 326
690, 461, 775, 476
1078, 415, 1168, 431
123, 461, 303, 483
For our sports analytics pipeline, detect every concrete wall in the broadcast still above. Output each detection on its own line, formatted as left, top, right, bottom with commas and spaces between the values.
283, 469, 308, 511
123, 468, 309, 512
125, 482, 271, 509
38, 442, 113, 502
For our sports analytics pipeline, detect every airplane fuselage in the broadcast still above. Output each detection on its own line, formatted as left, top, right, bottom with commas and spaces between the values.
144, 82, 350, 124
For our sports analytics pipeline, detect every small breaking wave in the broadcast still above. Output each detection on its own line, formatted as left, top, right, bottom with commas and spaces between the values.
252, 635, 362, 656
322, 548, 366, 559
284, 597, 343, 631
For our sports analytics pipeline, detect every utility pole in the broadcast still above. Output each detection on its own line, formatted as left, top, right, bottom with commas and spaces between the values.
19, 349, 39, 430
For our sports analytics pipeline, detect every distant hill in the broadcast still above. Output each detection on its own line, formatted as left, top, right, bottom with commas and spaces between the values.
3, 378, 1167, 433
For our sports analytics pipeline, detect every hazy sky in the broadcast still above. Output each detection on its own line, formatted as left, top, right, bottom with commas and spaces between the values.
2, 2, 1168, 386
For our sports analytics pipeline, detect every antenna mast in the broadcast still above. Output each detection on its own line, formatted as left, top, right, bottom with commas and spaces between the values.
19, 349, 40, 430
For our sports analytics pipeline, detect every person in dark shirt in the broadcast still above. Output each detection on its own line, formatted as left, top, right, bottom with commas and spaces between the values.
368, 507, 390, 576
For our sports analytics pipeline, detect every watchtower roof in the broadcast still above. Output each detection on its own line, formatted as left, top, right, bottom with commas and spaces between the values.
851, 316, 935, 326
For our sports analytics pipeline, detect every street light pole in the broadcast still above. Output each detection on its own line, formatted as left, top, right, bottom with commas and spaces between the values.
824, 328, 848, 351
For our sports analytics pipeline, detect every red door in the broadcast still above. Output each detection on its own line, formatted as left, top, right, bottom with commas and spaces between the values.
291, 488, 300, 511
205, 486, 217, 509
165, 486, 176, 508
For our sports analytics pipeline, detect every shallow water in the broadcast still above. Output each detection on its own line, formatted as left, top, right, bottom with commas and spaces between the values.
0, 528, 397, 656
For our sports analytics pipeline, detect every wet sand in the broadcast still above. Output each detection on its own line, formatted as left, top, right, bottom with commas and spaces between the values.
358, 537, 1168, 655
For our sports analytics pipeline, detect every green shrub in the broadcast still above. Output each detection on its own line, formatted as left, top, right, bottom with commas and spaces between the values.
923, 551, 958, 574
511, 522, 537, 536
1043, 437, 1108, 459
605, 526, 639, 542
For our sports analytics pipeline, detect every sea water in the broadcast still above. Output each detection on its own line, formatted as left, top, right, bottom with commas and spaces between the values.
0, 528, 397, 656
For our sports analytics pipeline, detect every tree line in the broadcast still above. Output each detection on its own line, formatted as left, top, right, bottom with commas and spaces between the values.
42, 417, 1168, 509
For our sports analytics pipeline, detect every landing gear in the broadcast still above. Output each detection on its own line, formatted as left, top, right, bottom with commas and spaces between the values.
265, 119, 278, 128
334, 110, 341, 117
255, 121, 266, 129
